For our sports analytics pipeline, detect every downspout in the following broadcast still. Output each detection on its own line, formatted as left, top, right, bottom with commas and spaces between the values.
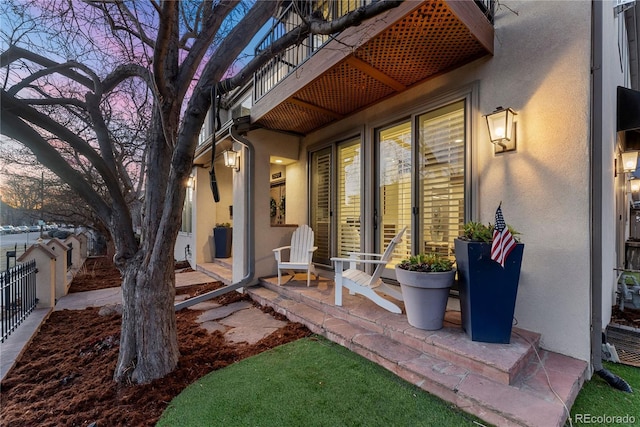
174, 118, 255, 310
591, 0, 633, 392
230, 118, 256, 287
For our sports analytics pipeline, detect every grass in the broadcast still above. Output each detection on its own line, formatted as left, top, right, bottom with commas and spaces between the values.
159, 337, 640, 427
569, 361, 640, 426
157, 336, 482, 427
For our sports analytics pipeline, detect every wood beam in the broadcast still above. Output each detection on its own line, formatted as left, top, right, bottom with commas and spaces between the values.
345, 57, 406, 92
287, 98, 344, 120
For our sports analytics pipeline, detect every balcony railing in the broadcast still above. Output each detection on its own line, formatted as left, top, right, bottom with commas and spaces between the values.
254, 0, 495, 101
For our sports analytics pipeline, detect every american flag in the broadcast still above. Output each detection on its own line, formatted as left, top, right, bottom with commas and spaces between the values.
491, 204, 517, 267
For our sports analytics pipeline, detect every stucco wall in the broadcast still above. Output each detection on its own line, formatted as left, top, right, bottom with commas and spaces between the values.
232, 129, 302, 283
296, 1, 594, 362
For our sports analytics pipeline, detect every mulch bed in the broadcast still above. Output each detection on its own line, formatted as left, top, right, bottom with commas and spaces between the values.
0, 257, 311, 426
611, 305, 640, 329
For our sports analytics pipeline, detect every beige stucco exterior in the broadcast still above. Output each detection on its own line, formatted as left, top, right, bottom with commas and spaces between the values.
17, 244, 56, 308
178, 1, 637, 368
44, 238, 69, 299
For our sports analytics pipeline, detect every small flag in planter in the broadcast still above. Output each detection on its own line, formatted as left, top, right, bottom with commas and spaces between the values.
491, 204, 516, 267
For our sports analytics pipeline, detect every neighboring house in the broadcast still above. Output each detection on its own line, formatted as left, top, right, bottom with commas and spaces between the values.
176, 0, 640, 374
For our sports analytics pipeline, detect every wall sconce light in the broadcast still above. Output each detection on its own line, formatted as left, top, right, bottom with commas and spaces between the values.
621, 150, 638, 173
485, 106, 517, 154
630, 178, 640, 194
186, 176, 194, 189
223, 149, 240, 171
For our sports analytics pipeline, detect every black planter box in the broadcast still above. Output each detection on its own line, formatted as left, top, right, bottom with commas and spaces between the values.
454, 238, 524, 344
213, 227, 232, 258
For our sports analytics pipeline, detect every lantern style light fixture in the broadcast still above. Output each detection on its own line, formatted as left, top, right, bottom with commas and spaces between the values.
223, 149, 240, 171
186, 176, 194, 189
485, 106, 517, 154
621, 150, 639, 174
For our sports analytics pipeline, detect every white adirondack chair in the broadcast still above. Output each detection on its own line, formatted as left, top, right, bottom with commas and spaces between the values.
331, 227, 407, 314
273, 224, 318, 286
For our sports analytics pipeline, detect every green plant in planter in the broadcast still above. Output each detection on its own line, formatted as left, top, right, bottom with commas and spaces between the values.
460, 221, 521, 243
454, 218, 524, 343
215, 222, 231, 228
395, 252, 455, 330
397, 253, 453, 272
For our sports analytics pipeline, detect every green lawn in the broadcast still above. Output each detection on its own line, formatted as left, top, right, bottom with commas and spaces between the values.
569, 361, 640, 426
158, 336, 640, 427
158, 336, 482, 427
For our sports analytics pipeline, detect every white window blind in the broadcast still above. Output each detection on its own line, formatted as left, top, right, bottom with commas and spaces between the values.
337, 140, 361, 257
311, 147, 332, 264
418, 101, 465, 258
378, 122, 412, 265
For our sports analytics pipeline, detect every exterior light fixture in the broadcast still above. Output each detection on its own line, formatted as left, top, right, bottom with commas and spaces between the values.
186, 176, 194, 189
223, 149, 240, 171
485, 106, 517, 154
621, 150, 638, 173
630, 179, 640, 194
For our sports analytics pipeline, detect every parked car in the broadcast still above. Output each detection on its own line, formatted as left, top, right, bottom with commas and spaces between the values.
28, 225, 40, 232
1, 225, 15, 235
15, 225, 29, 233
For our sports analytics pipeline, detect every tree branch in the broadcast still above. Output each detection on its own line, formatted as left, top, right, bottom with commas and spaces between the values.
1, 45, 95, 89
217, 0, 402, 93
0, 107, 112, 223
1, 90, 122, 204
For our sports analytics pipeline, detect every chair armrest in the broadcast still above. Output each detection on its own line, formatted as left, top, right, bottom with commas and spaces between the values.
273, 246, 291, 262
346, 251, 384, 259
330, 256, 389, 271
330, 258, 389, 265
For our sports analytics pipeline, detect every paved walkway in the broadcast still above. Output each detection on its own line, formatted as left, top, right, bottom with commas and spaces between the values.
1, 269, 276, 381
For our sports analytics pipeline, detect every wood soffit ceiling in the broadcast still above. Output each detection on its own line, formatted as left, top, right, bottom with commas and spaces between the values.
255, 1, 493, 135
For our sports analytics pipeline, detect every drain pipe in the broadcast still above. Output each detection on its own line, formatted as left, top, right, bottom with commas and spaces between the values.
230, 117, 256, 286
174, 118, 255, 310
591, 1, 632, 392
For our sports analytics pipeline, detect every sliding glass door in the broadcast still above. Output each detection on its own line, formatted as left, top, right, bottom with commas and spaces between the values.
376, 101, 466, 273
377, 122, 413, 268
310, 138, 362, 265
418, 101, 465, 258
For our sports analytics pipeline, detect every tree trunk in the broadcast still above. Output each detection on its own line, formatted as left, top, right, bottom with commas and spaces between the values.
114, 247, 179, 384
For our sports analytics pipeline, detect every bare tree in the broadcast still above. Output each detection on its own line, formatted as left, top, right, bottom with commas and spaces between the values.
0, 0, 401, 384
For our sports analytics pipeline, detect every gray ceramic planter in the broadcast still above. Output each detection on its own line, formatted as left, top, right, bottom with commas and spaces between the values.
395, 267, 455, 330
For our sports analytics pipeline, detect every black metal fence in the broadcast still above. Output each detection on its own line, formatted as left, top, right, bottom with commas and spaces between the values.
1, 260, 37, 343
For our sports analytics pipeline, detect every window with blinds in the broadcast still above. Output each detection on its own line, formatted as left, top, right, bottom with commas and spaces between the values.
337, 140, 361, 257
310, 147, 332, 265
181, 186, 193, 233
378, 122, 412, 265
418, 101, 465, 259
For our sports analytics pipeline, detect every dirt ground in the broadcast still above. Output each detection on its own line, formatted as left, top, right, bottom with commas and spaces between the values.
0, 257, 311, 426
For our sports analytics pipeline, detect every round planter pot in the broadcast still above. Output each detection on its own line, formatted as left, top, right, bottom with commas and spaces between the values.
395, 267, 455, 330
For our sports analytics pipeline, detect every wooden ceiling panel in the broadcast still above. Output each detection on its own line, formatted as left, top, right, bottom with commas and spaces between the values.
294, 61, 397, 115
258, 101, 336, 134
253, 1, 494, 135
356, 1, 488, 87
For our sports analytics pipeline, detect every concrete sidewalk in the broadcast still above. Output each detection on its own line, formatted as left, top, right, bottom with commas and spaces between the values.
1, 269, 273, 382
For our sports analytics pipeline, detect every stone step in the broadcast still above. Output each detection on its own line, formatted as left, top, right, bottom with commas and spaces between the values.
257, 277, 538, 386
213, 257, 232, 270
196, 262, 232, 286
248, 279, 587, 427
